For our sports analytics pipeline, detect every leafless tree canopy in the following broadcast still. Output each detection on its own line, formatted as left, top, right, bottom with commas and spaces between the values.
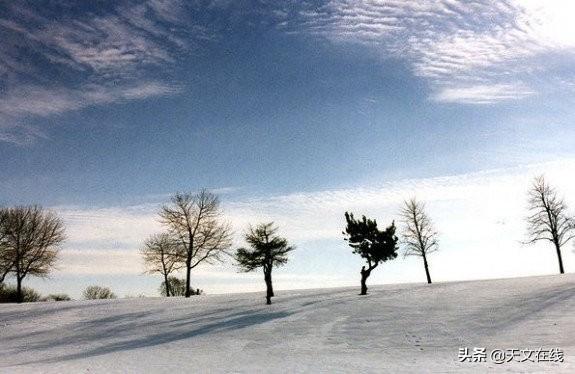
140, 233, 183, 296
83, 285, 117, 300
525, 175, 574, 274
159, 189, 233, 297
0, 206, 65, 302
400, 198, 438, 284
401, 198, 438, 257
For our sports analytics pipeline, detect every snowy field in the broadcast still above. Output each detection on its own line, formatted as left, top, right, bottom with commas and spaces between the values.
1, 274, 574, 373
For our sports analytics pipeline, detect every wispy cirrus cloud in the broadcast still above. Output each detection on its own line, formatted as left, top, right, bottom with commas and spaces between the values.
0, 1, 192, 77
432, 83, 535, 104
0, 82, 180, 119
3, 0, 575, 144
283, 0, 575, 104
0, 0, 201, 144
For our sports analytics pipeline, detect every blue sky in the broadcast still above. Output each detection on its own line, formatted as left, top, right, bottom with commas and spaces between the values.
2, 0, 575, 298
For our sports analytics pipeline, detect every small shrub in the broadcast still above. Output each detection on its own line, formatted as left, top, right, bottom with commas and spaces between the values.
0, 284, 42, 303
42, 293, 71, 302
83, 285, 117, 300
123, 294, 147, 299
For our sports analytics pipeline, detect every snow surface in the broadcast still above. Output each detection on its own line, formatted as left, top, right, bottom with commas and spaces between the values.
1, 274, 574, 373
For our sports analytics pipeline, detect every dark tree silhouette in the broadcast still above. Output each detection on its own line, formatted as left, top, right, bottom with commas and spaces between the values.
343, 212, 398, 295
141, 233, 183, 296
0, 206, 65, 302
83, 285, 117, 300
0, 284, 41, 303
525, 175, 575, 274
400, 198, 438, 284
0, 248, 10, 285
0, 208, 15, 285
235, 222, 295, 305
0, 209, 11, 284
160, 190, 233, 298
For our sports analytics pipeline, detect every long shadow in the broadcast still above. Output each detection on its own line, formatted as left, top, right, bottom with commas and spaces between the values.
0, 302, 96, 322
6, 307, 243, 353
18, 309, 293, 365
1, 311, 155, 356
4, 287, 388, 366
465, 284, 575, 336
24, 291, 355, 353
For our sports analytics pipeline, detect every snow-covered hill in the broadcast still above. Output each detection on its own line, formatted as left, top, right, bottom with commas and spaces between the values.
1, 274, 574, 373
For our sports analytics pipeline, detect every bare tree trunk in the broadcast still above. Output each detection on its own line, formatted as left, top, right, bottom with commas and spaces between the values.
423, 254, 432, 284
554, 241, 565, 274
185, 260, 192, 298
0, 270, 8, 284
164, 273, 171, 297
360, 266, 370, 295
16, 276, 23, 303
264, 270, 273, 305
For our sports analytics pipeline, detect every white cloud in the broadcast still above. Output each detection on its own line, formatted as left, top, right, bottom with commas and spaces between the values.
57, 204, 163, 249
56, 249, 145, 275
1, 1, 188, 76
0, 0, 192, 143
432, 83, 535, 104
0, 82, 179, 119
288, 0, 575, 104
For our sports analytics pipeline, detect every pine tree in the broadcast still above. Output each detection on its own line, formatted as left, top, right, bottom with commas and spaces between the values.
235, 223, 295, 304
343, 212, 398, 295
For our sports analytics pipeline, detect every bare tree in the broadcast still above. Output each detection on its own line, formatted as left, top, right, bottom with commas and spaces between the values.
160, 190, 233, 297
400, 198, 439, 284
83, 285, 117, 300
0, 206, 65, 302
525, 175, 574, 274
235, 222, 295, 305
141, 233, 183, 296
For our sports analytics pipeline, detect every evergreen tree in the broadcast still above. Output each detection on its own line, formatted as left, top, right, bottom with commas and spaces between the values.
343, 212, 398, 295
235, 223, 295, 305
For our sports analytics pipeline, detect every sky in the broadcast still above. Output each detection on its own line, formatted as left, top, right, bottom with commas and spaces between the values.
2, 0, 575, 298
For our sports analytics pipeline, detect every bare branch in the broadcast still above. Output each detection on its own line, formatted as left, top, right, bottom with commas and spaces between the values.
399, 198, 438, 283
400, 198, 439, 258
524, 175, 574, 274
159, 189, 233, 297
0, 206, 65, 301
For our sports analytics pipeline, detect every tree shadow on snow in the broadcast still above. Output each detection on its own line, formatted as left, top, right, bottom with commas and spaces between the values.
18, 309, 293, 365
468, 284, 575, 335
